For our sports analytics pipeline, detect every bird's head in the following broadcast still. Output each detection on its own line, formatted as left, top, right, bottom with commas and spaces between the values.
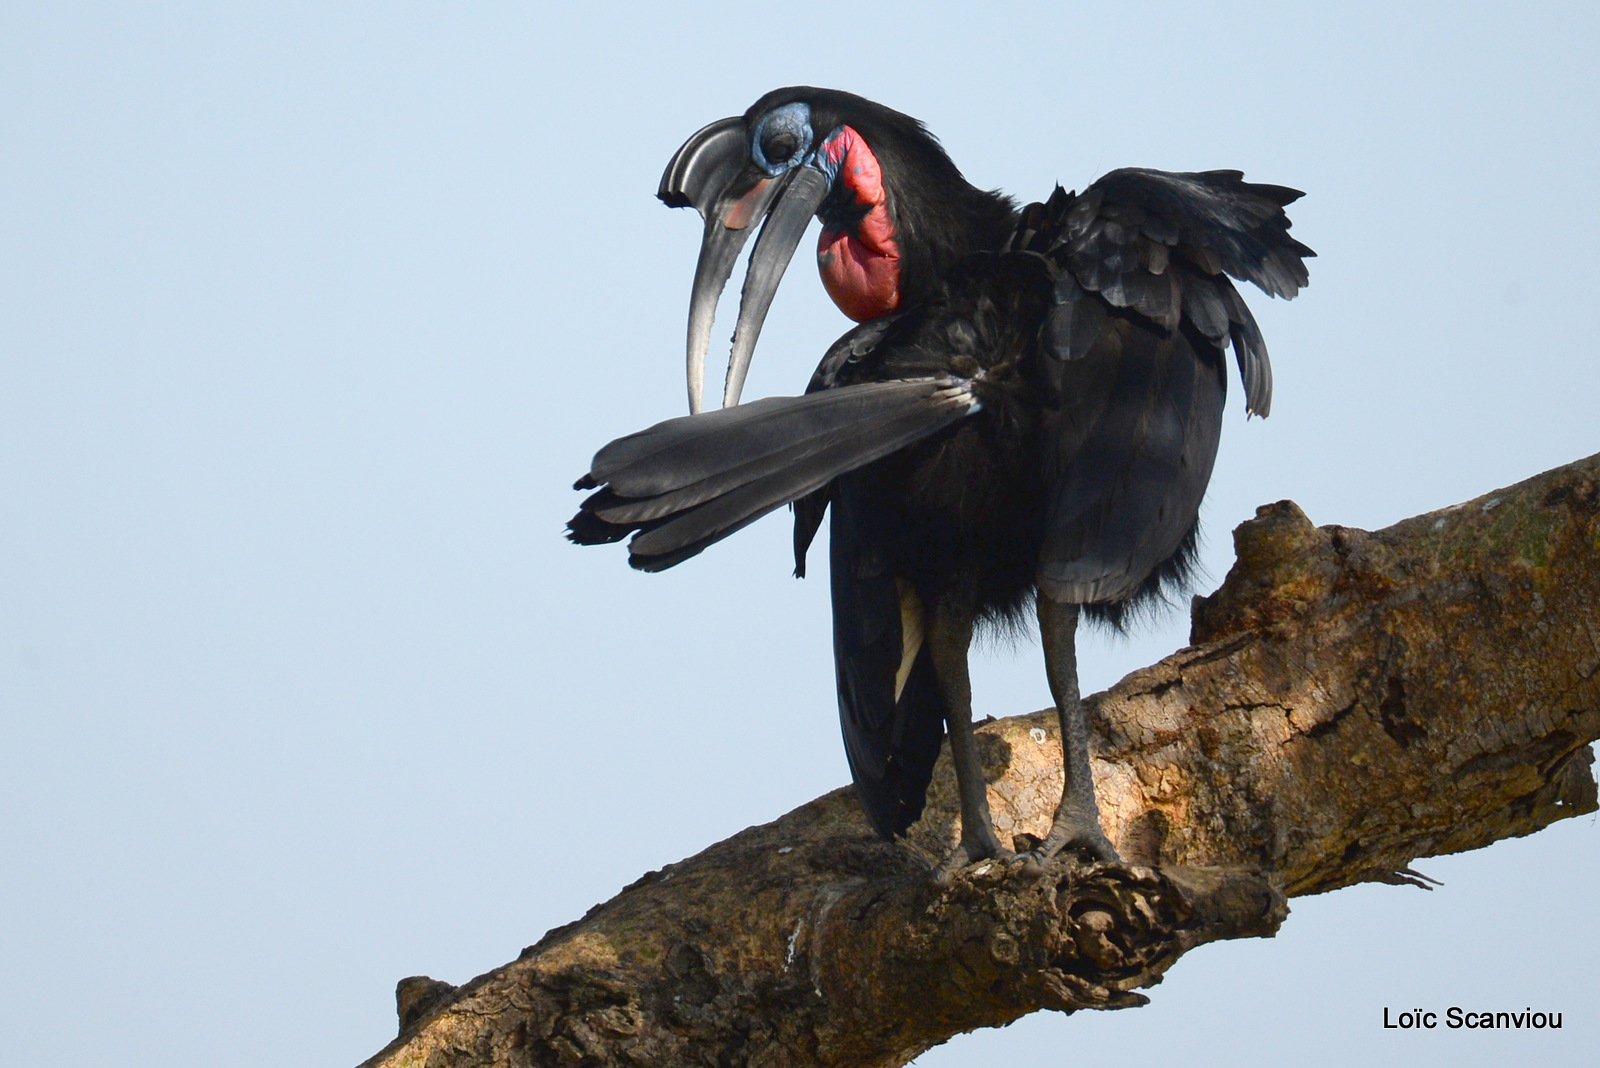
659, 87, 1013, 412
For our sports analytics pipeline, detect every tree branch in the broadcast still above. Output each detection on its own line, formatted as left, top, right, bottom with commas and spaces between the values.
359, 452, 1600, 1068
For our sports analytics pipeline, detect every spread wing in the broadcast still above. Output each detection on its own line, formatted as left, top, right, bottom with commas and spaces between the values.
1014, 169, 1313, 613
1012, 168, 1313, 417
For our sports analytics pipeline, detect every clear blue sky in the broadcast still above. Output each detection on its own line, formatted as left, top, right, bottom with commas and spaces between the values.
2, 3, 1596, 1065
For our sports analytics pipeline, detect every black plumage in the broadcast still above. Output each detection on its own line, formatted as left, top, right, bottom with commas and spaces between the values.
570, 89, 1311, 875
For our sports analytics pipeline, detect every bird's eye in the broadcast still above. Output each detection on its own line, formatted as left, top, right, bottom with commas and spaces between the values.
750, 102, 813, 175
761, 129, 799, 165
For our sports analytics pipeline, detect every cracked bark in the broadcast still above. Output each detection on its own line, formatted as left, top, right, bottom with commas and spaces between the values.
359, 452, 1600, 1068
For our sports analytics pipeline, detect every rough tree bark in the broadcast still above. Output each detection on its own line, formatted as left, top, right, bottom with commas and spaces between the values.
360, 453, 1600, 1068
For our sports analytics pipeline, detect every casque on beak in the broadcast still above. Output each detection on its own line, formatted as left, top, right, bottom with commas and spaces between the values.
659, 117, 830, 412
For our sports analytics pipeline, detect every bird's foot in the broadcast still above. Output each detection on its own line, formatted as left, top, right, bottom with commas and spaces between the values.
1013, 817, 1120, 875
931, 837, 1016, 887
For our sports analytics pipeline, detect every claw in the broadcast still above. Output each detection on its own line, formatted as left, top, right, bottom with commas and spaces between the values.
932, 840, 1017, 886
1015, 822, 1121, 873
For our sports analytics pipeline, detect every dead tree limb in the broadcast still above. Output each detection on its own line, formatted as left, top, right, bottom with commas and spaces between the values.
360, 452, 1600, 1068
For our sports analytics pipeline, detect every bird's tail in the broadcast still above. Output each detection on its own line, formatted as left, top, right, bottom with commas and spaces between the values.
568, 378, 980, 571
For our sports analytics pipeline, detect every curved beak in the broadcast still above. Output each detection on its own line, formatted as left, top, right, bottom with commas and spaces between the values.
659, 118, 830, 411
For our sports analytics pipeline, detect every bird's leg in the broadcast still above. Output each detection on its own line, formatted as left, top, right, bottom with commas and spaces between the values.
1026, 594, 1120, 867
928, 590, 1014, 884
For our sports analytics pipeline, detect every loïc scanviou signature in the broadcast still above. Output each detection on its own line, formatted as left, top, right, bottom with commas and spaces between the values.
1384, 1007, 1563, 1030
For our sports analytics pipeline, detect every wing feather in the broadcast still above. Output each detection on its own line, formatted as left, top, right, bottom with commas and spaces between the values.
1023, 168, 1308, 420
829, 487, 946, 838
1022, 167, 1308, 614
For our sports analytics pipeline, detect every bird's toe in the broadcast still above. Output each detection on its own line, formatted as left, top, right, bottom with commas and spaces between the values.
931, 840, 1016, 886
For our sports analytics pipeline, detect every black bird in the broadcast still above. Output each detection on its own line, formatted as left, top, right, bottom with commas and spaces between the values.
569, 88, 1310, 877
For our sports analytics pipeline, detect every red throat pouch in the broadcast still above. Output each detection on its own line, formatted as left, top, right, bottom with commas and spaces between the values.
815, 128, 901, 322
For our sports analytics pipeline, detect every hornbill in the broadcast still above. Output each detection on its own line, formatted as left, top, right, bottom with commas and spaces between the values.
568, 88, 1311, 878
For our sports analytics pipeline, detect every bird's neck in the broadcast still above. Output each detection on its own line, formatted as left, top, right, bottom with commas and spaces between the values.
891, 178, 1018, 303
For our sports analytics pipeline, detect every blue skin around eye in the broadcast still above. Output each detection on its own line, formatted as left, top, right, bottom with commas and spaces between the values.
750, 102, 814, 176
